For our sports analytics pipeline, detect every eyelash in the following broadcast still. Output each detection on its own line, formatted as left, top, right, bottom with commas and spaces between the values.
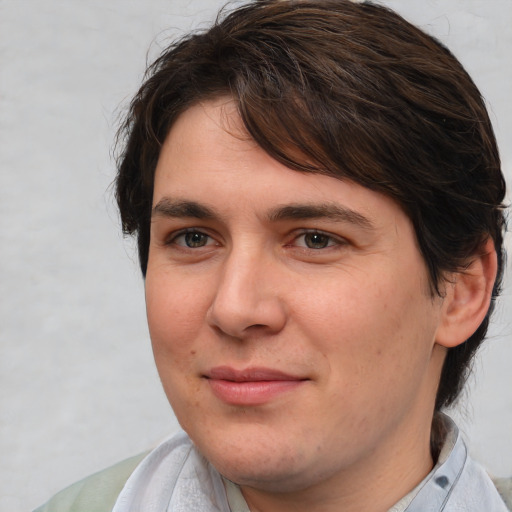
291, 230, 346, 250
166, 229, 217, 249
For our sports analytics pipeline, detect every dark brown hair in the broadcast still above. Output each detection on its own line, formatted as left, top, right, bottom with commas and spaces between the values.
115, 0, 506, 410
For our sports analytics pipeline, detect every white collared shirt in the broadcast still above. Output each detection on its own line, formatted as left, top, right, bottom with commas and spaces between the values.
112, 415, 508, 512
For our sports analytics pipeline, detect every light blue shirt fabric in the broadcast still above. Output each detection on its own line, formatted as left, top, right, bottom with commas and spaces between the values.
112, 415, 508, 511
388, 415, 508, 511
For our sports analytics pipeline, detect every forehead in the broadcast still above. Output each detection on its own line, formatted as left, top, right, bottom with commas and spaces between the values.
155, 98, 390, 208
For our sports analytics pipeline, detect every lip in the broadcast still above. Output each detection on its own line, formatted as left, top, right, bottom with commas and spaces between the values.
205, 366, 308, 406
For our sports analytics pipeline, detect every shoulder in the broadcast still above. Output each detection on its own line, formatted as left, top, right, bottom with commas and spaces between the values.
447, 453, 511, 511
33, 451, 149, 512
493, 476, 512, 511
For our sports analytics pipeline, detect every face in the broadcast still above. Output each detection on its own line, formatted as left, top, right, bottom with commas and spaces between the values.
145, 99, 447, 495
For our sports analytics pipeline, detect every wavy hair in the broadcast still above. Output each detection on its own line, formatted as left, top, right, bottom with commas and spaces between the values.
115, 0, 506, 409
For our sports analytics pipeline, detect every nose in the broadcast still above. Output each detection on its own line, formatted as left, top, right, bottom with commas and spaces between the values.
206, 250, 287, 339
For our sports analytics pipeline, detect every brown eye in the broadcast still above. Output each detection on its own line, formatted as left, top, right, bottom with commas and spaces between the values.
184, 231, 209, 247
172, 230, 213, 248
303, 232, 331, 249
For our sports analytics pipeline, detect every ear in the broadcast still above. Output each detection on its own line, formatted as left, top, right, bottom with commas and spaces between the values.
435, 238, 498, 348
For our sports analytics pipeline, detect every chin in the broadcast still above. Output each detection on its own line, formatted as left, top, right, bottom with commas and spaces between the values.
219, 456, 342, 496
219, 463, 309, 493
194, 433, 330, 493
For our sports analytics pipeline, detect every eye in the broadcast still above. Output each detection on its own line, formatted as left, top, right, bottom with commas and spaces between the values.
172, 230, 215, 248
294, 231, 342, 249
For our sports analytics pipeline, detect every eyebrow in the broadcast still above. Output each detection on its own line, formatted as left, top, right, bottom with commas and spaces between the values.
152, 198, 216, 219
267, 203, 375, 230
152, 197, 375, 230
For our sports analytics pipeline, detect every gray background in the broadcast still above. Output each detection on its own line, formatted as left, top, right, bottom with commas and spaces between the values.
0, 1, 511, 511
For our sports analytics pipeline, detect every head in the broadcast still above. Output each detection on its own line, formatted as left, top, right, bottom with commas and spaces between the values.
115, 3, 507, 504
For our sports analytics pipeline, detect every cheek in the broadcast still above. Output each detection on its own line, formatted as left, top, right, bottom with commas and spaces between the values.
145, 272, 210, 366
145, 276, 209, 422
298, 270, 435, 390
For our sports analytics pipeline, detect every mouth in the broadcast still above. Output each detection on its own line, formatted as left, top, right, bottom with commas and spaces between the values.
204, 366, 308, 406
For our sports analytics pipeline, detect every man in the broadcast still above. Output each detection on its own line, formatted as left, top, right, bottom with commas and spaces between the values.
36, 0, 510, 510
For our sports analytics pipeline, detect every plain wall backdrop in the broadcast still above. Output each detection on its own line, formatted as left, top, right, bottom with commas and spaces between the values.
0, 1, 511, 511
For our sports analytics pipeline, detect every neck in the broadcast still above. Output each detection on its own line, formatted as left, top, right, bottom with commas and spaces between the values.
240, 410, 435, 512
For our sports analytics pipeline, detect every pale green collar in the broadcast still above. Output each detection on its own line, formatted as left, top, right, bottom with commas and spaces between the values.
223, 477, 251, 512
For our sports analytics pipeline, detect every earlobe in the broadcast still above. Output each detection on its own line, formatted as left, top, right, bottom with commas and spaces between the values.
435, 238, 498, 349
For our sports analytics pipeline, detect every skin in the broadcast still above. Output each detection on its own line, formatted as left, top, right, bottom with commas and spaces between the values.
145, 98, 495, 512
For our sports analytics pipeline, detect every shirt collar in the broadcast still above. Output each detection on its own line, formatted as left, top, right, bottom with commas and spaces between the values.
389, 413, 463, 511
